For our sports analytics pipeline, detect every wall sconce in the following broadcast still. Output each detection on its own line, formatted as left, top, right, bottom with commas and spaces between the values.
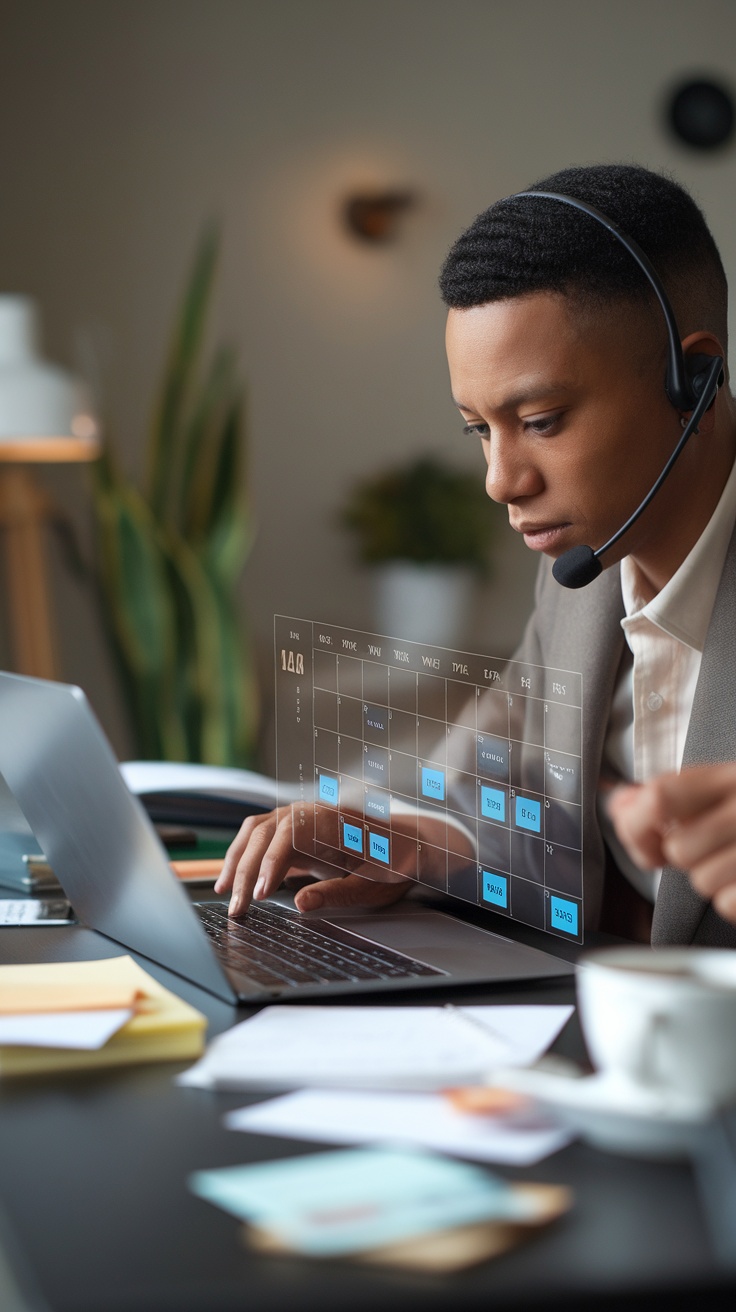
342, 190, 418, 243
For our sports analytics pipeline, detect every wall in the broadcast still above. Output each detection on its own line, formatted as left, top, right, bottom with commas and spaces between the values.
0, 0, 734, 763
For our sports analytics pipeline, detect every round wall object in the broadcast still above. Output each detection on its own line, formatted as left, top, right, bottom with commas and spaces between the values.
667, 78, 734, 150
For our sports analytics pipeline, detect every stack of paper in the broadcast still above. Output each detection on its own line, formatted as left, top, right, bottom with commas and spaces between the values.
0, 956, 206, 1077
182, 1003, 574, 1166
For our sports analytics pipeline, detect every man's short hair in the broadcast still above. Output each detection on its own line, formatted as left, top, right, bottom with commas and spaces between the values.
439, 164, 728, 349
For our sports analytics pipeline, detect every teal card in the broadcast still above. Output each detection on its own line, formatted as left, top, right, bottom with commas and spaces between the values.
190, 1146, 533, 1256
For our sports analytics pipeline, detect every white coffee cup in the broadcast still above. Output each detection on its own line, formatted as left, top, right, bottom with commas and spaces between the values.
577, 947, 736, 1112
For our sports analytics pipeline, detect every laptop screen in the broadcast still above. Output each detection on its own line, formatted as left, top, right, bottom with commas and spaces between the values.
274, 616, 583, 944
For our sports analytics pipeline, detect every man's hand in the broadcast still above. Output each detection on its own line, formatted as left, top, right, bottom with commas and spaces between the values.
608, 763, 736, 924
214, 805, 410, 917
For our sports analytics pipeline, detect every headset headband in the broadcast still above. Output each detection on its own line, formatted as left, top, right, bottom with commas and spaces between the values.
513, 190, 696, 411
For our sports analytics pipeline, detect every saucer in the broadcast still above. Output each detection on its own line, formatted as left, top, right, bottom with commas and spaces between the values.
496, 1067, 712, 1159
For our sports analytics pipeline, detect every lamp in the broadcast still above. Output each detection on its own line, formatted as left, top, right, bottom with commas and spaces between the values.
0, 296, 99, 678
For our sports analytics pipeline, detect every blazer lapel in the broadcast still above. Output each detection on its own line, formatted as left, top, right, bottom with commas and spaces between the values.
652, 521, 736, 946
534, 558, 625, 928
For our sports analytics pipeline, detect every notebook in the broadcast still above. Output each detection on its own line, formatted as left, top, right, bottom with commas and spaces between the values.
0, 673, 572, 1004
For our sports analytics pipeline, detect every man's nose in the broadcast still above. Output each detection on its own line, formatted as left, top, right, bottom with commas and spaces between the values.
485, 439, 543, 505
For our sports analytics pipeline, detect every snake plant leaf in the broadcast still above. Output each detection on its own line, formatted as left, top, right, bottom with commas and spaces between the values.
162, 530, 257, 763
92, 450, 188, 760
176, 344, 237, 537
147, 223, 219, 523
203, 575, 259, 764
160, 531, 221, 760
194, 396, 251, 585
180, 370, 245, 550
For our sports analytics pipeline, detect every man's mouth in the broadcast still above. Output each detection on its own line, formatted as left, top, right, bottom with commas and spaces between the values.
512, 521, 572, 552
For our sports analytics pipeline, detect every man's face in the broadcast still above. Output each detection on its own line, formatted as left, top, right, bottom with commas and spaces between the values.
445, 292, 685, 568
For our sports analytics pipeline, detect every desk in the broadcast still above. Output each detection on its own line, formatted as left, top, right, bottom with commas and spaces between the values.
0, 904, 734, 1312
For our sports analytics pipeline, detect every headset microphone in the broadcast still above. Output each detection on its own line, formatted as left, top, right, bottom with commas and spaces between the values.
512, 191, 725, 590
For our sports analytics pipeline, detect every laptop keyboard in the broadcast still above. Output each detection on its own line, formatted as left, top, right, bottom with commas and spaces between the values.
196, 901, 445, 989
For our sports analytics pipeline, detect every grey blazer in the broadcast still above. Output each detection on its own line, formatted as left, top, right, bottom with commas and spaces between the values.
515, 525, 736, 946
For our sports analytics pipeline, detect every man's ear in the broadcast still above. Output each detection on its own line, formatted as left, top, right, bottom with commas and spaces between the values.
681, 331, 726, 429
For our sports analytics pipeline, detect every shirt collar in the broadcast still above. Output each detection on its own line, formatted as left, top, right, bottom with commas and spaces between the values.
620, 452, 736, 652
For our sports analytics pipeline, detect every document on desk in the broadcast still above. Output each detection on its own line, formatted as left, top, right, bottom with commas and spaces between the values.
178, 1004, 574, 1092
225, 1088, 572, 1166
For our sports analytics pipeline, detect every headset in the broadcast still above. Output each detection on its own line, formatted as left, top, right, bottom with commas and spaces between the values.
512, 191, 725, 589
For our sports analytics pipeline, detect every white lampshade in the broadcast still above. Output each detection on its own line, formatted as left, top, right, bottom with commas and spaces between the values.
0, 296, 98, 446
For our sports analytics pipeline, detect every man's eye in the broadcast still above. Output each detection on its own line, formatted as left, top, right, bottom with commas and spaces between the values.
462, 423, 489, 438
523, 413, 562, 435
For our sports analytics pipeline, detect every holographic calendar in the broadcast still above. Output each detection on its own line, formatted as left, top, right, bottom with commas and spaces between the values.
275, 616, 584, 942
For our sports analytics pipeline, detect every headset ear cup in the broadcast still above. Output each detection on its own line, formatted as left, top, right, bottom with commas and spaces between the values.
684, 352, 725, 410
665, 352, 724, 411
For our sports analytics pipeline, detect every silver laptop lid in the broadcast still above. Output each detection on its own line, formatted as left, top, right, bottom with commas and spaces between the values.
0, 672, 236, 1003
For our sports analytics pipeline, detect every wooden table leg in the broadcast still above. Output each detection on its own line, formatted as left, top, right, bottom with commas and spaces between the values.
0, 466, 58, 679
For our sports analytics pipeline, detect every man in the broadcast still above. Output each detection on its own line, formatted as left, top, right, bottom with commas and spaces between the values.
218, 163, 736, 947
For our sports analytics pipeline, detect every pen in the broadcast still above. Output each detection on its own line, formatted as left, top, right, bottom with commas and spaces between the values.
442, 1003, 516, 1054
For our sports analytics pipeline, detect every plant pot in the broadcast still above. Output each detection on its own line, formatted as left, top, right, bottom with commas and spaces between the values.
372, 562, 474, 647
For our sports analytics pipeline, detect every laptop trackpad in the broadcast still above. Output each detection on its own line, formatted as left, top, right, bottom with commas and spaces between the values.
324, 908, 571, 978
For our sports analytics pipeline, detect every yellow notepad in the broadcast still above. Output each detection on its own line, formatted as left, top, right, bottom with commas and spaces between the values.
0, 957, 143, 1013
0, 956, 207, 1077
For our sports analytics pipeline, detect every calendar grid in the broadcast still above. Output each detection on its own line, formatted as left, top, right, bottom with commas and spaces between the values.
276, 616, 584, 943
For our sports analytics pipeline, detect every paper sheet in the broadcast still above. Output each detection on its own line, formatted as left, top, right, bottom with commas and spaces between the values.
178, 1004, 574, 1092
225, 1088, 572, 1166
0, 1008, 133, 1049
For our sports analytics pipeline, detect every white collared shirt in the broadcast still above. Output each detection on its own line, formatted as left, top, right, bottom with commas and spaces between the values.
598, 453, 736, 902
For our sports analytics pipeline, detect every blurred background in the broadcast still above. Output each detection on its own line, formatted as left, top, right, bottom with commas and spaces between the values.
0, 0, 734, 770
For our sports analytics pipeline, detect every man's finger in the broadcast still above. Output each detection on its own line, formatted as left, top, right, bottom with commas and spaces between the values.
607, 785, 669, 869
637, 765, 736, 825
215, 811, 279, 894
684, 845, 736, 901
228, 811, 298, 915
662, 796, 736, 871
294, 873, 410, 913
713, 882, 736, 924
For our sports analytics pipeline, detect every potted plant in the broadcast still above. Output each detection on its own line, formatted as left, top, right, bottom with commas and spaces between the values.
90, 227, 258, 765
339, 456, 503, 644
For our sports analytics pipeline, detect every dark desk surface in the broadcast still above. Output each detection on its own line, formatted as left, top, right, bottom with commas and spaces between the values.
0, 907, 734, 1312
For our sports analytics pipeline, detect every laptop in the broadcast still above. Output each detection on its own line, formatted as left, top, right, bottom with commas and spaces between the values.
0, 673, 572, 1003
